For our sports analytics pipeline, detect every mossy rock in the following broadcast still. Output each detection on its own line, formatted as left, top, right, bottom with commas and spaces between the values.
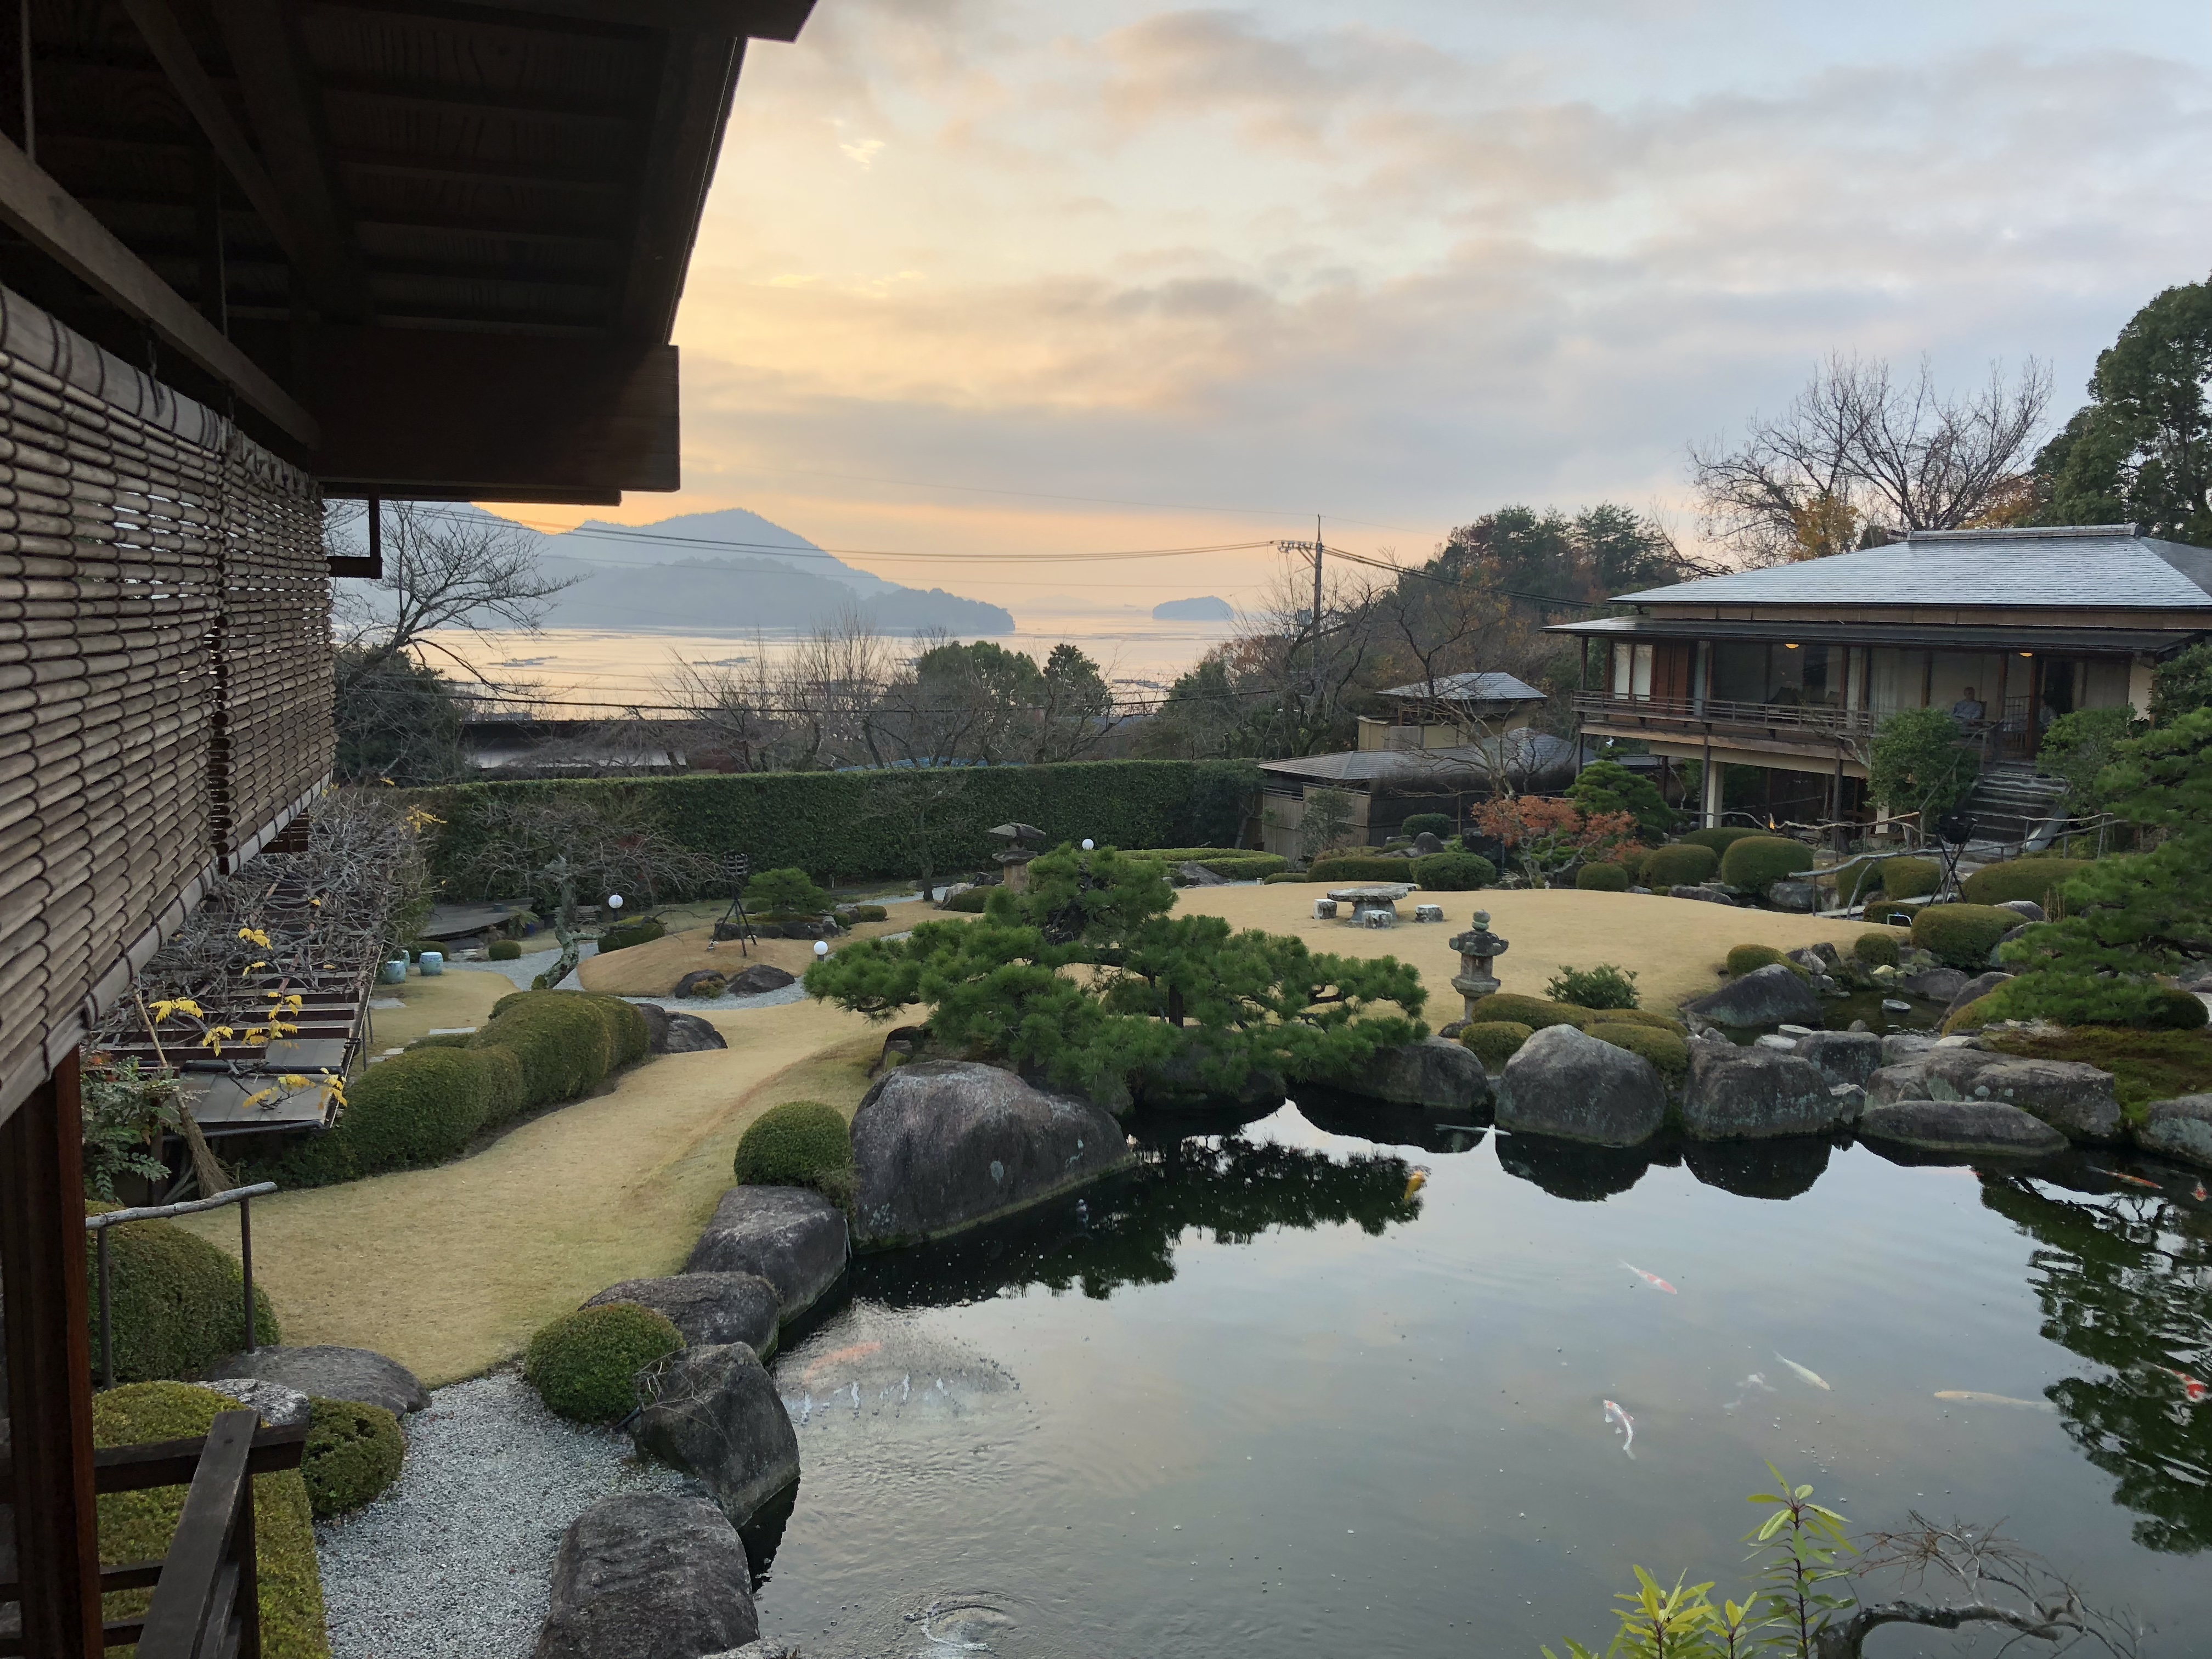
1911, 903, 2021, 971
851, 904, 889, 923
86, 1214, 280, 1384
1588, 1023, 1690, 1079
1960, 858, 2096, 910
488, 939, 523, 961
597, 918, 668, 954
1575, 861, 1631, 891
943, 887, 991, 912
1644, 843, 1719, 887
1679, 827, 1767, 853
1458, 1022, 1534, 1068
523, 1302, 684, 1424
1464, 993, 1594, 1030
1852, 930, 1902, 967
733, 1099, 856, 1208
92, 1383, 328, 1658
1724, 943, 1811, 981
1587, 1007, 1688, 1035
1717, 835, 1814, 890
301, 1396, 405, 1519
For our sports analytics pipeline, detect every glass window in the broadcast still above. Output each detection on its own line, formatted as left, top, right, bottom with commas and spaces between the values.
1610, 641, 1653, 698
1929, 652, 2001, 726
1710, 641, 1765, 703
1768, 642, 1839, 706
1868, 647, 1919, 716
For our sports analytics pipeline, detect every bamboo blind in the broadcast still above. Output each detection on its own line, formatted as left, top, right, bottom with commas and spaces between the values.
0, 287, 332, 1128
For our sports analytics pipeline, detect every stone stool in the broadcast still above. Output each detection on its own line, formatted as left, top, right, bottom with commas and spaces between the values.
1413, 904, 1443, 923
1313, 898, 1338, 919
1363, 908, 1395, 929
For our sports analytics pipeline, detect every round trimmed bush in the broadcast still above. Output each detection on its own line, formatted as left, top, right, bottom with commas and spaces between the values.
1575, 861, 1630, 892
1414, 850, 1497, 890
488, 939, 522, 961
524, 1302, 684, 1424
748, 866, 831, 915
283, 1046, 523, 1183
851, 904, 890, 923
1718, 834, 1814, 890
1262, 871, 1306, 884
944, 887, 990, 912
476, 990, 648, 1105
405, 1031, 471, 1051
1588, 1023, 1690, 1080
1724, 943, 1807, 980
87, 1215, 280, 1383
1961, 858, 2095, 910
733, 1099, 856, 1206
2153, 986, 2211, 1030
1458, 1021, 1533, 1068
301, 1396, 404, 1519
1852, 931, 1902, 968
1401, 812, 1454, 839
1943, 993, 2005, 1035
1644, 843, 1719, 887
1465, 993, 1593, 1030
1911, 903, 2021, 970
92, 1383, 326, 1659
1827, 859, 1887, 906
1612, 848, 1650, 884
1680, 826, 1767, 853
1879, 856, 1941, 899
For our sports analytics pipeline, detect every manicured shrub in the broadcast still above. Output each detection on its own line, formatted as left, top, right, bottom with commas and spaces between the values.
732, 1099, 856, 1207
1865, 900, 1924, 927
407, 1031, 472, 1051
1413, 850, 1497, 890
524, 1302, 684, 1424
488, 939, 523, 960
86, 1215, 280, 1383
1310, 854, 1420, 884
1852, 931, 1902, 967
1588, 1023, 1690, 1080
1911, 903, 2022, 970
1401, 812, 1454, 839
1612, 848, 1650, 884
851, 904, 890, 922
1575, 861, 1630, 891
1458, 1021, 1533, 1068
93, 1383, 328, 1659
1545, 964, 1640, 1009
1717, 834, 1814, 890
1961, 858, 2096, 911
1680, 826, 1767, 853
597, 918, 667, 953
748, 866, 831, 915
1644, 843, 1719, 887
476, 989, 648, 1105
2154, 986, 2211, 1030
1586, 1007, 1687, 1034
1465, 993, 1593, 1030
307, 1046, 523, 1180
1725, 943, 1804, 979
301, 1396, 404, 1519
1879, 856, 1941, 899
944, 887, 991, 912
1263, 871, 1306, 884
1158, 852, 1286, 882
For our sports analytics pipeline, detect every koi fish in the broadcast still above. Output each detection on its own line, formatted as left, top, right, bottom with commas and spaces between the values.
2193, 1182, 2208, 1203
2153, 1366, 2209, 1403
803, 1339, 884, 1384
2091, 1166, 2164, 1192
1621, 1261, 1678, 1294
1775, 1352, 1832, 1391
1724, 1373, 1775, 1413
1935, 1391, 2056, 1412
1602, 1399, 1636, 1459
1403, 1165, 1431, 1200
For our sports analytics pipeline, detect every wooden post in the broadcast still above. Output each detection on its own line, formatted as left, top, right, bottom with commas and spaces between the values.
0, 1053, 105, 1659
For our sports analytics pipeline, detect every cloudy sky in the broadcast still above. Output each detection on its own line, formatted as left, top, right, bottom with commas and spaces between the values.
500, 1, 2212, 612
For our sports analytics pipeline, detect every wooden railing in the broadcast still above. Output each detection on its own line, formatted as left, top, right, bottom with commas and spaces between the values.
87, 1187, 276, 1391
0, 1414, 306, 1656
1573, 692, 1874, 740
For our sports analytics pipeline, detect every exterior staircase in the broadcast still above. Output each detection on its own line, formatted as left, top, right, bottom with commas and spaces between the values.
1956, 762, 2070, 852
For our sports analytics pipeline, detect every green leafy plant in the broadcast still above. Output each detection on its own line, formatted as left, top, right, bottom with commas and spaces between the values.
1297, 786, 1359, 860
1413, 850, 1497, 890
1718, 836, 1814, 891
1576, 861, 1632, 891
2152, 640, 2212, 726
1679, 826, 1766, 853
2039, 709, 2139, 817
523, 1302, 684, 1424
488, 939, 523, 960
1645, 843, 1720, 887
300, 1397, 405, 1519
79, 1058, 187, 1201
1911, 904, 2021, 970
747, 866, 830, 916
732, 1099, 856, 1208
1458, 1021, 1533, 1068
1465, 993, 1593, 1030
1868, 707, 1979, 825
1570, 759, 1679, 839
1308, 854, 1417, 883
1546, 964, 1640, 1009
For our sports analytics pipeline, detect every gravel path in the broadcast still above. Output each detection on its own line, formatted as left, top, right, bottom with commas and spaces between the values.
318, 1370, 690, 1659
461, 940, 814, 1012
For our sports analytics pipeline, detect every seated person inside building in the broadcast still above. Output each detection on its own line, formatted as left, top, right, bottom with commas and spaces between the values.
1949, 686, 1987, 727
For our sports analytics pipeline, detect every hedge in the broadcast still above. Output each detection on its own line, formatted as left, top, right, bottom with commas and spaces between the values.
478, 990, 648, 1105
1412, 850, 1496, 890
419, 760, 1261, 896
1588, 1023, 1690, 1080
302, 1396, 405, 1519
1679, 827, 1767, 853
1308, 854, 1420, 884
1644, 843, 1719, 887
1575, 862, 1630, 891
1911, 904, 2022, 971
1465, 993, 1593, 1030
1459, 1021, 1533, 1068
1717, 835, 1814, 890
86, 1214, 280, 1383
1401, 812, 1454, 839
732, 1099, 856, 1209
1960, 858, 2096, 910
93, 1383, 328, 1658
1878, 856, 1941, 899
525, 1302, 684, 1423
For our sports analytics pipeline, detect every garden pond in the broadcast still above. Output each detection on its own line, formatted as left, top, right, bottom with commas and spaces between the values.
748, 1100, 2212, 1658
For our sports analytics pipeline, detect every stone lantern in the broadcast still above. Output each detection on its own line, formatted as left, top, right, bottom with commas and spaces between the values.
989, 821, 1046, 893
1446, 910, 1510, 1020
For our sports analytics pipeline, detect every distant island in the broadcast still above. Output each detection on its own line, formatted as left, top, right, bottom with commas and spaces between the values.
1152, 596, 1234, 622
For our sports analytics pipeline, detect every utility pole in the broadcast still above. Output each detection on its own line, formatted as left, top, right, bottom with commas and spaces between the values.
1310, 512, 1323, 636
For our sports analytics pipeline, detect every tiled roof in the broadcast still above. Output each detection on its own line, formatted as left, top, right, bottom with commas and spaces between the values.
1256, 732, 1572, 785
1620, 526, 2212, 609
1376, 671, 1548, 702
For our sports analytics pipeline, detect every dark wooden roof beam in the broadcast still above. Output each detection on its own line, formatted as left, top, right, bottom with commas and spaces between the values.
420, 0, 815, 42
614, 31, 740, 340
321, 76, 637, 124
344, 150, 624, 190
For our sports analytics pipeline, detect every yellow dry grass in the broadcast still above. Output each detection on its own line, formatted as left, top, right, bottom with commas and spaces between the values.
360, 966, 512, 1053
577, 907, 923, 997
176, 995, 882, 1385
1168, 884, 1895, 1015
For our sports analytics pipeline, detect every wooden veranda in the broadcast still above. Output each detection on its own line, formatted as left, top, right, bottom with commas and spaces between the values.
0, 2, 816, 1652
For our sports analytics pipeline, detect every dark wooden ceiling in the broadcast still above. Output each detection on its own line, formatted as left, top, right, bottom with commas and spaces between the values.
0, 0, 815, 498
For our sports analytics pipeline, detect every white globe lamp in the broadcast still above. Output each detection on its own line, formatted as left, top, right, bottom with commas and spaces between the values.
606, 893, 624, 910
813, 940, 830, 958
1081, 838, 1094, 851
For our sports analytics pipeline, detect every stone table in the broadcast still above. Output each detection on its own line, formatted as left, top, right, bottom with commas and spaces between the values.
1326, 884, 1414, 923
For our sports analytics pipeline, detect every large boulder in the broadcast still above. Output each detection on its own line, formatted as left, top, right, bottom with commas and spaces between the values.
1680, 1043, 1847, 1140
630, 1344, 800, 1528
1795, 1030, 1883, 1090
728, 964, 798, 996
1134, 1037, 1285, 1110
674, 970, 729, 999
1684, 962, 1822, 1029
533, 1493, 758, 1659
584, 1273, 780, 1355
634, 1003, 729, 1053
1496, 1024, 1667, 1147
1767, 879, 1818, 914
1668, 884, 1739, 906
201, 1345, 427, 1417
1900, 967, 1970, 1003
1858, 1100, 2068, 1157
1881, 1032, 1940, 1067
1945, 971, 2013, 1021
1177, 860, 1232, 887
2136, 1096, 2212, 1169
1865, 1049, 2120, 1141
849, 1061, 1132, 1246
1336, 1038, 1491, 1112
687, 1187, 849, 1321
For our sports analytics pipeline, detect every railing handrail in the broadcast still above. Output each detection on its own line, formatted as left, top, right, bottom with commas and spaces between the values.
88, 1182, 278, 1389
1572, 690, 1873, 731
133, 1409, 260, 1659
85, 1182, 276, 1231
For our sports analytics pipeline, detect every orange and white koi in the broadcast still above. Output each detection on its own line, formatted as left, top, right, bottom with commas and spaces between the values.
2154, 1365, 2209, 1403
1620, 1261, 1678, 1294
2091, 1166, 2164, 1192
802, 1339, 884, 1385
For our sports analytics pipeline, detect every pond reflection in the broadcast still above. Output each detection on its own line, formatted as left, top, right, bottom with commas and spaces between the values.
1980, 1173, 2212, 1553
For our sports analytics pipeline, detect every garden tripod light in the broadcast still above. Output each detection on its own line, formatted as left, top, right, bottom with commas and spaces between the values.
716, 851, 759, 953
